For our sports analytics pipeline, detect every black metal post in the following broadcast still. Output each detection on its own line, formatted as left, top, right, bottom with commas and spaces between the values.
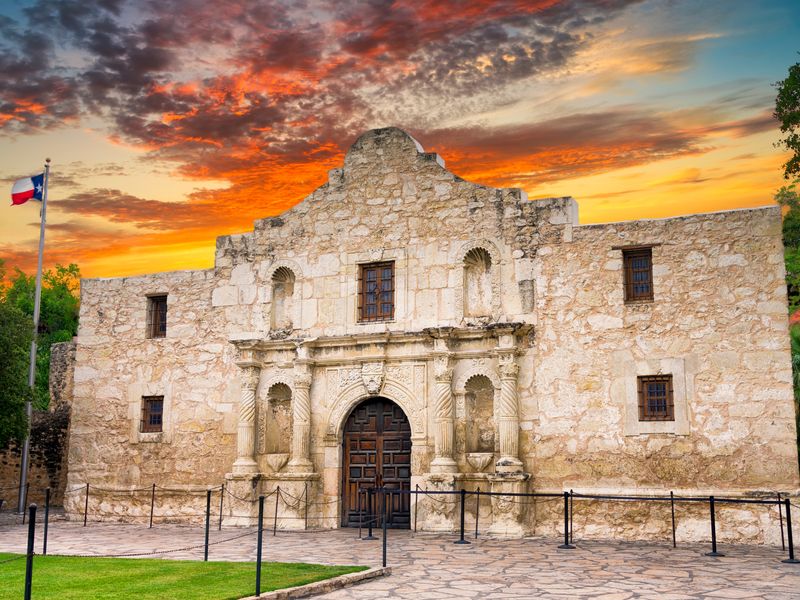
22, 482, 30, 524
569, 489, 574, 544
204, 489, 211, 561
454, 488, 470, 544
24, 503, 36, 600
558, 491, 575, 549
670, 491, 676, 549
304, 481, 308, 531
218, 484, 224, 531
83, 483, 89, 527
382, 489, 387, 568
778, 493, 786, 552
43, 488, 50, 556
475, 488, 480, 539
783, 498, 799, 564
256, 495, 264, 595
273, 486, 279, 536
149, 483, 155, 529
705, 496, 724, 557
364, 487, 376, 540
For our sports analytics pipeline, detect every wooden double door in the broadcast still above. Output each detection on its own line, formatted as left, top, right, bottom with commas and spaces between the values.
342, 397, 412, 528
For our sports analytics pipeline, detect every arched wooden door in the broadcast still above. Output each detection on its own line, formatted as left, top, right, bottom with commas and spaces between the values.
341, 397, 411, 528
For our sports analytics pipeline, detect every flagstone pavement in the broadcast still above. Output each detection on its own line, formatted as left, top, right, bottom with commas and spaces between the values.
1, 519, 799, 599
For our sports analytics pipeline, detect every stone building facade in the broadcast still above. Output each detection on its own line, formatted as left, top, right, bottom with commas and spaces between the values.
65, 128, 800, 540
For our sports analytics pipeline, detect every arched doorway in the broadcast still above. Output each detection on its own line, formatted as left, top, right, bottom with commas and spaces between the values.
341, 397, 411, 528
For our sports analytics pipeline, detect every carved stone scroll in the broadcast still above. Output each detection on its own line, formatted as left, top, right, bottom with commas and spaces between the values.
495, 349, 522, 473
233, 364, 261, 474
430, 331, 457, 473
288, 363, 314, 473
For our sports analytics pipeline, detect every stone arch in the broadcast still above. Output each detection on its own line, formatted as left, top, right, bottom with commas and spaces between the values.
326, 381, 425, 443
454, 367, 500, 393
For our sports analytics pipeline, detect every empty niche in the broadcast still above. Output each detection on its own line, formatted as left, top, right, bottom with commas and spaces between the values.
267, 383, 292, 454
271, 267, 295, 330
465, 375, 495, 453
463, 248, 492, 317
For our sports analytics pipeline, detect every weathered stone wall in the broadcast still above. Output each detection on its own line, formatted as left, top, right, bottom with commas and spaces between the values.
64, 128, 800, 542
529, 208, 800, 495
64, 269, 240, 518
0, 341, 75, 508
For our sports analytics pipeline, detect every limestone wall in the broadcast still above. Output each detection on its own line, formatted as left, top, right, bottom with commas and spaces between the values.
65, 269, 240, 518
529, 207, 800, 495
210, 128, 572, 338
63, 127, 800, 543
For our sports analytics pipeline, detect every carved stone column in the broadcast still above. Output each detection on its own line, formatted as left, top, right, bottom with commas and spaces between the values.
288, 362, 314, 473
431, 332, 457, 473
495, 346, 523, 473
233, 363, 261, 474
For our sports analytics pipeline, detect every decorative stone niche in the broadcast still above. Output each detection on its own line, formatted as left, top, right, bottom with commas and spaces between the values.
463, 248, 492, 317
266, 382, 292, 456
465, 375, 495, 456
271, 267, 295, 331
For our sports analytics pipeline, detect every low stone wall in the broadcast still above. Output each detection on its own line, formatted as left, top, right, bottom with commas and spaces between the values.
0, 341, 75, 510
0, 405, 71, 508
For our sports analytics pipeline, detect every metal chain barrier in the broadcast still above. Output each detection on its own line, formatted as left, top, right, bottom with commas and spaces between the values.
48, 528, 259, 559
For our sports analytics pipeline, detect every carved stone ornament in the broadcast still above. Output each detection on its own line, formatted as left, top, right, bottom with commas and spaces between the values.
294, 366, 312, 389
433, 354, 453, 383
240, 365, 261, 391
361, 362, 385, 395
491, 494, 516, 515
497, 352, 519, 379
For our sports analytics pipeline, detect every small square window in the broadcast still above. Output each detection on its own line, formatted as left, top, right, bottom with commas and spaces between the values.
140, 396, 164, 433
358, 262, 394, 322
146, 295, 167, 338
623, 248, 653, 302
637, 375, 674, 421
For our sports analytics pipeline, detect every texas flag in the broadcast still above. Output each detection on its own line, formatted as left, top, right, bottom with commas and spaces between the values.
11, 173, 45, 205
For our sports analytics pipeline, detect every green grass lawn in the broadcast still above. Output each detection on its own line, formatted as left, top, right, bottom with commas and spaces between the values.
0, 553, 367, 600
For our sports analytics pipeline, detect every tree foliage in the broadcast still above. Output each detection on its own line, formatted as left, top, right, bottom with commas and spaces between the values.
775, 59, 800, 179
0, 297, 32, 447
0, 261, 80, 418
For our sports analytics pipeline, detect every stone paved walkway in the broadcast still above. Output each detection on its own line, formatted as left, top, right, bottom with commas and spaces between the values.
0, 521, 798, 599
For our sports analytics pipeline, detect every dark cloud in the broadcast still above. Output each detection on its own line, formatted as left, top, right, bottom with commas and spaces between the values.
55, 188, 223, 230
421, 108, 703, 187
0, 0, 773, 271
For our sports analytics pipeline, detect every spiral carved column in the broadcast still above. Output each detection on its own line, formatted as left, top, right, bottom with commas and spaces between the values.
431, 352, 457, 473
233, 364, 261, 474
496, 351, 523, 473
288, 364, 314, 473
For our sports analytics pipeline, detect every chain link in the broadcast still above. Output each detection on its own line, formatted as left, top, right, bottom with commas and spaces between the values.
48, 529, 258, 559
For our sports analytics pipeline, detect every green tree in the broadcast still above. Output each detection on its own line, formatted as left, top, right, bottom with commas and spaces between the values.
775, 59, 800, 179
1, 262, 80, 409
790, 327, 800, 459
0, 288, 33, 446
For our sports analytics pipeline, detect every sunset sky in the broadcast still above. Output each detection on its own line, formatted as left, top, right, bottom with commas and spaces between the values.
0, 0, 798, 279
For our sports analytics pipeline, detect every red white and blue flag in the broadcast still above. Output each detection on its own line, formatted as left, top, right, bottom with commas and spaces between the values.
11, 173, 45, 205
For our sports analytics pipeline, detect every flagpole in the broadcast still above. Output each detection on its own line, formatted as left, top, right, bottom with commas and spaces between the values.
17, 158, 50, 514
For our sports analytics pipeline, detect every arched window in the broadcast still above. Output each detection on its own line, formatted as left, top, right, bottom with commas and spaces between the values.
465, 375, 495, 453
463, 248, 492, 317
271, 267, 295, 330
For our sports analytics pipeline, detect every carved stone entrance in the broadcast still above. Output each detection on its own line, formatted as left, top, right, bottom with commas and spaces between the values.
342, 397, 411, 528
